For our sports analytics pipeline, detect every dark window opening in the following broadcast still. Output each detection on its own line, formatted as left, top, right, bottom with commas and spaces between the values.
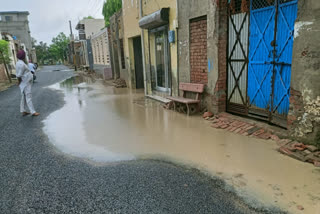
229, 0, 249, 14
5, 16, 13, 22
120, 39, 125, 69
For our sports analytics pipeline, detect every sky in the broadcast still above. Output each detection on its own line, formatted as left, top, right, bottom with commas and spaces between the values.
1, 0, 105, 44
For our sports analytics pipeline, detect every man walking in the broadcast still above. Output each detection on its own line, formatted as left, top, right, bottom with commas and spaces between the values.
16, 50, 40, 116
28, 60, 36, 82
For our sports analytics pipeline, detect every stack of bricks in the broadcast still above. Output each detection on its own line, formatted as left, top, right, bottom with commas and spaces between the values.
209, 113, 272, 140
190, 17, 208, 85
279, 141, 320, 167
207, 112, 320, 167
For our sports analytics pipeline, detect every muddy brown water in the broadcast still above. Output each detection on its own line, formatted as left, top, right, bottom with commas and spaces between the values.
44, 76, 320, 214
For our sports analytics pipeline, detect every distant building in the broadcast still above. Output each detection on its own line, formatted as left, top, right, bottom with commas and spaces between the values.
0, 11, 33, 56
91, 28, 110, 66
91, 28, 112, 79
75, 18, 105, 40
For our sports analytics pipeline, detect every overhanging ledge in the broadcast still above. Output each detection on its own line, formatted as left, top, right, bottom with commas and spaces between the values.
139, 8, 170, 29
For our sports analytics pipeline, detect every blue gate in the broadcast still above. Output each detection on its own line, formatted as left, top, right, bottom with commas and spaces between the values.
248, 0, 297, 126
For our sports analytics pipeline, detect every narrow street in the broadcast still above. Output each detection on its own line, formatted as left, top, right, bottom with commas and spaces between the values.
0, 65, 285, 214
1, 0, 319, 213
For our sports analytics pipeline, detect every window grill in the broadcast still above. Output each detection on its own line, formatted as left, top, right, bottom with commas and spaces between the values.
279, 0, 295, 3
251, 0, 275, 10
251, 0, 295, 10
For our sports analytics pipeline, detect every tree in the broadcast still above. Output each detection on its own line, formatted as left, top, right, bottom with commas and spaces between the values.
84, 16, 94, 19
35, 41, 50, 65
35, 33, 70, 65
0, 40, 11, 64
50, 32, 70, 62
0, 40, 12, 82
102, 0, 122, 26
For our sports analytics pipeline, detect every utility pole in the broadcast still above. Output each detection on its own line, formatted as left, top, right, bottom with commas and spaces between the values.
69, 20, 77, 71
0, 51, 12, 83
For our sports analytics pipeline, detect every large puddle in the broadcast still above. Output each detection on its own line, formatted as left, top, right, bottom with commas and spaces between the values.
43, 76, 320, 214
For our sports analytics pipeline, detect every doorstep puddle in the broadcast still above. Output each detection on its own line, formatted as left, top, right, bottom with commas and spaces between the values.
43, 76, 320, 214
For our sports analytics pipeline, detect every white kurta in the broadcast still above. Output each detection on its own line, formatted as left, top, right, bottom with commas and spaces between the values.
16, 60, 36, 114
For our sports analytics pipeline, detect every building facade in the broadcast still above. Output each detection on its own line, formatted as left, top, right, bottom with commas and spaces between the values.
108, 0, 319, 144
122, 0, 144, 89
91, 28, 112, 79
177, 0, 225, 113
76, 18, 105, 40
139, 0, 178, 97
74, 18, 105, 70
0, 11, 33, 58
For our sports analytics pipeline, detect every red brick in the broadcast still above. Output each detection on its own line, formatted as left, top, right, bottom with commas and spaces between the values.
234, 128, 243, 134
270, 135, 280, 142
252, 128, 265, 136
220, 124, 229, 129
244, 125, 255, 131
258, 132, 271, 140
241, 132, 249, 136
211, 123, 220, 128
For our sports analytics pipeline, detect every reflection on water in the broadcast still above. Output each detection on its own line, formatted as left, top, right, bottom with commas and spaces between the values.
43, 76, 320, 214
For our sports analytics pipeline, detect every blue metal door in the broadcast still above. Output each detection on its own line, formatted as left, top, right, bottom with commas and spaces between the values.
248, 0, 297, 126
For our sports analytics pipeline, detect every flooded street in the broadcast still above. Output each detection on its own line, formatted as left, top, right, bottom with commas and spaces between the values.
44, 76, 320, 214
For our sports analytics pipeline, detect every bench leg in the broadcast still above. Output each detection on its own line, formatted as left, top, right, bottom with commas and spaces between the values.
186, 104, 190, 116
173, 101, 176, 111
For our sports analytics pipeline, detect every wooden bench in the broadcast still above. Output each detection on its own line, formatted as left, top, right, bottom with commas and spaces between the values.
167, 83, 204, 115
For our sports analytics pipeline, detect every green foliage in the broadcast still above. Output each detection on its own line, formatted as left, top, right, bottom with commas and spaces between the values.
102, 0, 122, 26
51, 32, 70, 61
35, 41, 50, 64
84, 16, 94, 19
0, 40, 11, 64
35, 32, 70, 65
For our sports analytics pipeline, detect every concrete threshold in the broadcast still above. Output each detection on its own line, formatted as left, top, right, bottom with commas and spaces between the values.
146, 95, 171, 104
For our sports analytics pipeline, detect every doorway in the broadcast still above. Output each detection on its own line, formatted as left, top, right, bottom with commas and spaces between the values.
133, 37, 144, 89
227, 0, 298, 127
150, 26, 171, 93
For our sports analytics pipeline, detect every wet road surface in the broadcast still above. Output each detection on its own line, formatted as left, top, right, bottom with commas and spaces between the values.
0, 65, 282, 213
44, 69, 320, 213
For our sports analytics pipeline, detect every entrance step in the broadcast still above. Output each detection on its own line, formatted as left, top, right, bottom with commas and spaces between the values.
146, 95, 171, 104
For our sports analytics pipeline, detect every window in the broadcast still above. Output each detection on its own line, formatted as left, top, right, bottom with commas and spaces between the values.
120, 39, 125, 69
5, 16, 13, 22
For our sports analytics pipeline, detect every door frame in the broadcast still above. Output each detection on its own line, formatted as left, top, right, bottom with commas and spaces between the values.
149, 25, 171, 93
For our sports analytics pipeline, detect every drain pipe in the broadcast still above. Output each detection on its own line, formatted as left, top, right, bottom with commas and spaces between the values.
140, 0, 147, 96
176, 0, 179, 96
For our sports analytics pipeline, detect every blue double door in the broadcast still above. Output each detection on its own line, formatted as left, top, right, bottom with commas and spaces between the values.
248, 0, 298, 126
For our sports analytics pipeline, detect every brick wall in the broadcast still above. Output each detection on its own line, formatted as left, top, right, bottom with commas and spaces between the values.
190, 17, 208, 84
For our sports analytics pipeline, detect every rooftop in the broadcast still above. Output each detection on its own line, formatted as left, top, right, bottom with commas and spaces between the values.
0, 11, 29, 15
